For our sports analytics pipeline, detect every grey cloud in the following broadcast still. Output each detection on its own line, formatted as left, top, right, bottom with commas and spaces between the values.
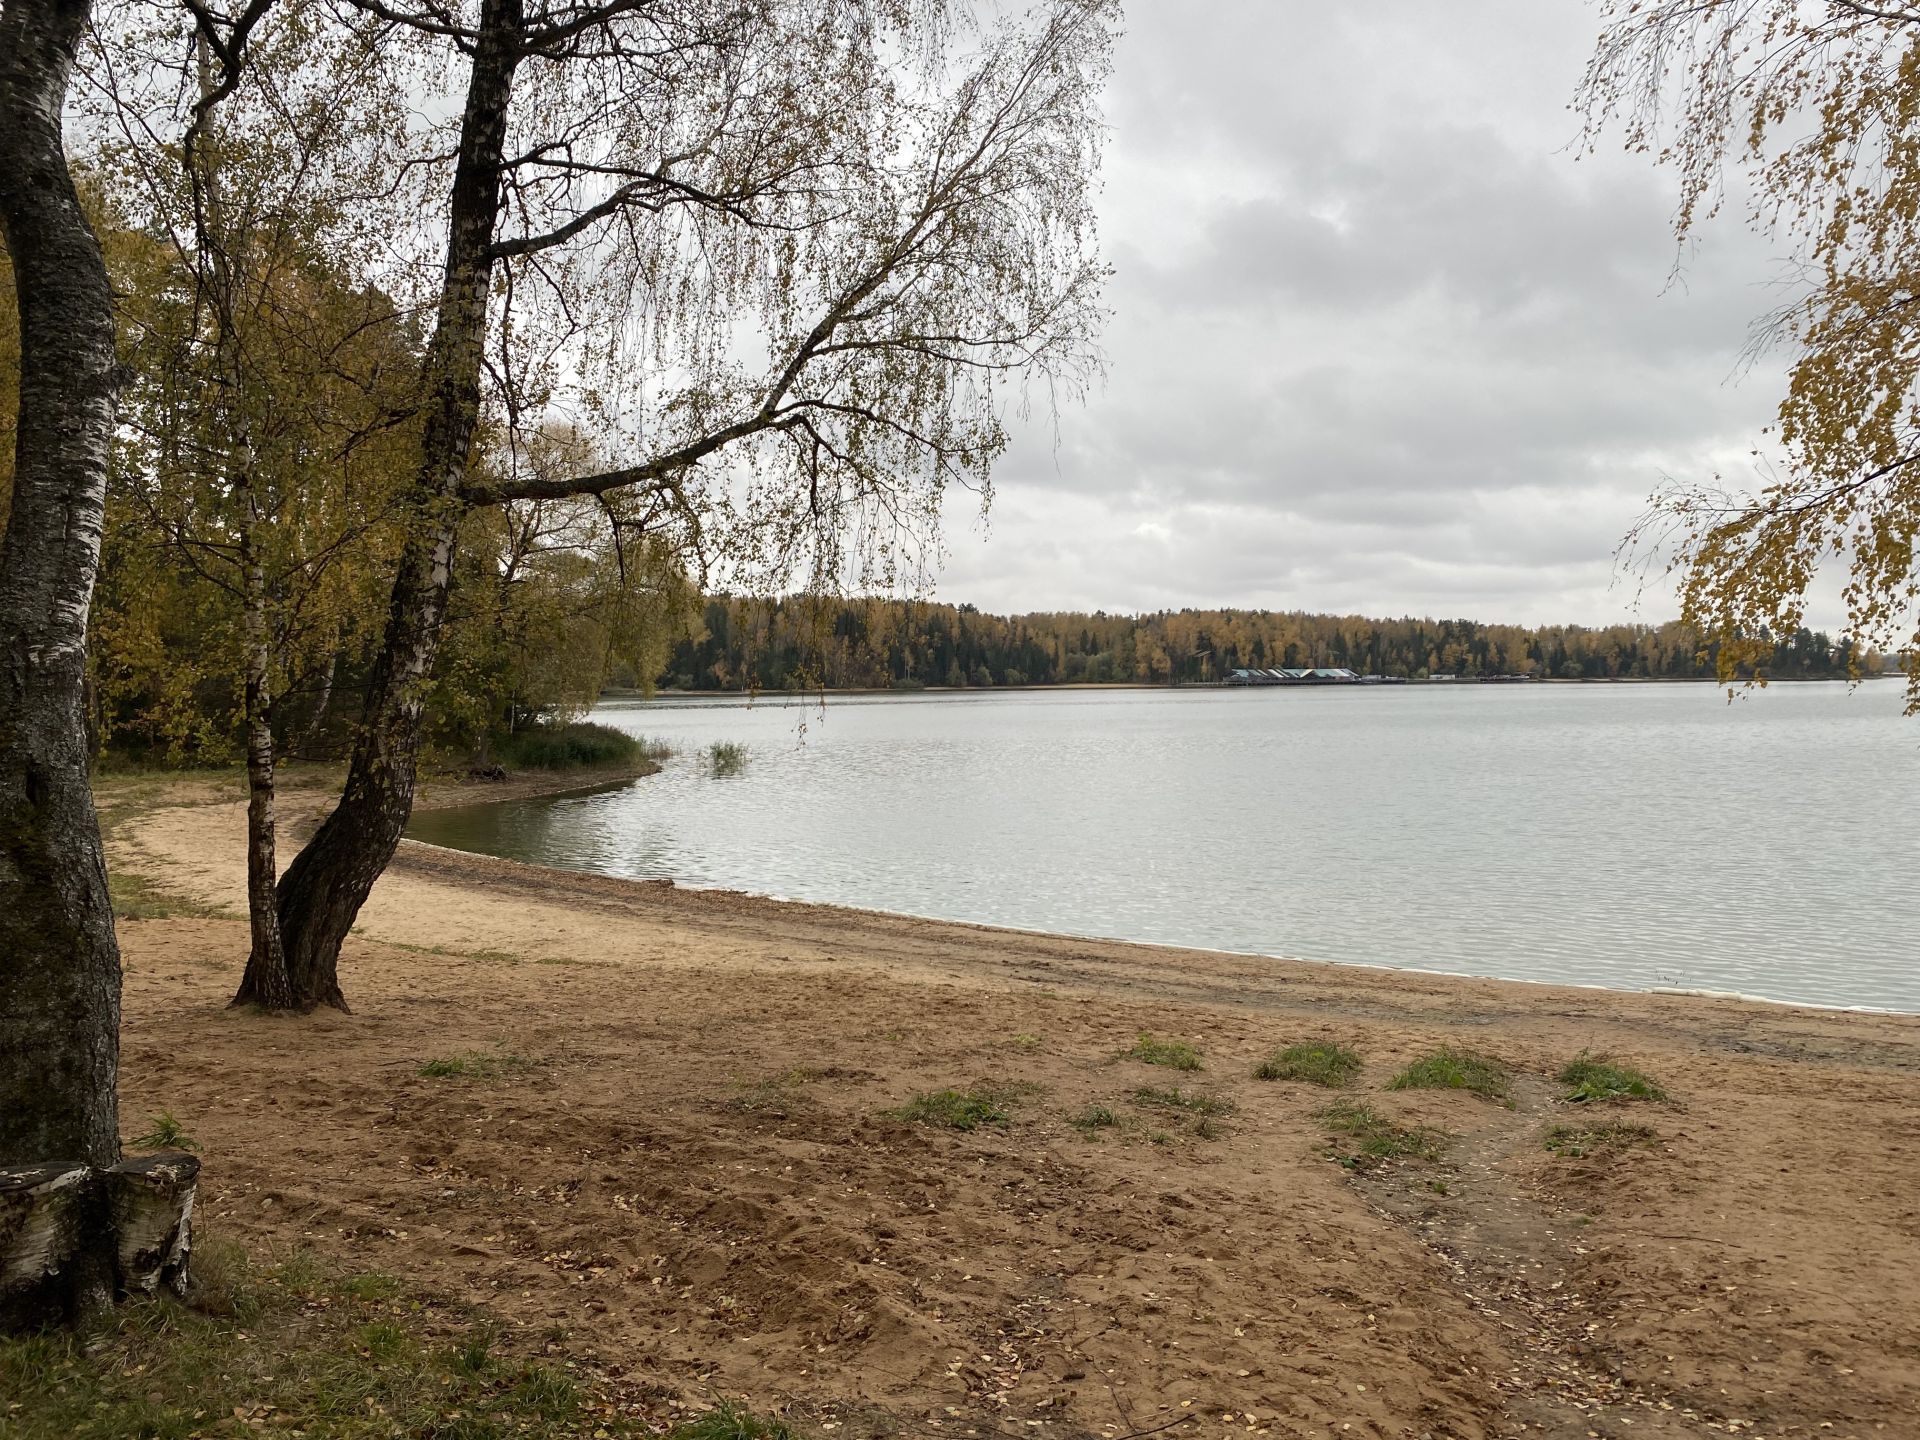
944, 1, 1812, 627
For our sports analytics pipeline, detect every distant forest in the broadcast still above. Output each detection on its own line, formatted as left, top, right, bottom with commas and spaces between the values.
649, 597, 1881, 692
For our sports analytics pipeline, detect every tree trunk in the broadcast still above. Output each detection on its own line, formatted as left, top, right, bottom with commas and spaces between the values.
0, 0, 126, 1327
274, 0, 524, 1009
1, 1157, 199, 1327
299, 648, 337, 757
188, 32, 296, 1012
230, 503, 294, 1008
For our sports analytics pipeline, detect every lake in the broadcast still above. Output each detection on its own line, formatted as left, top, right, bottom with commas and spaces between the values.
407, 682, 1920, 1012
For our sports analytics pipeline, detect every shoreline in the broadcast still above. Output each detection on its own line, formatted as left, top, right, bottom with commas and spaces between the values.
405, 764, 1915, 1020
604, 673, 1901, 700
413, 827, 1920, 1020
101, 771, 1920, 1438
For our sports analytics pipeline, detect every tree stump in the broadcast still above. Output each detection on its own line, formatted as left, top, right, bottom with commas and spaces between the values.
0, 1154, 200, 1325
108, 1154, 199, 1297
0, 1163, 95, 1329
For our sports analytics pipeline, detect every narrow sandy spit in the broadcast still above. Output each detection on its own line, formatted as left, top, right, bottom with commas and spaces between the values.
107, 772, 1920, 1440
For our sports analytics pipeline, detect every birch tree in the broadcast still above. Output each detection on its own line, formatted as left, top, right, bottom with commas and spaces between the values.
1584, 1, 1920, 705
0, 0, 127, 1325
102, 0, 1112, 1009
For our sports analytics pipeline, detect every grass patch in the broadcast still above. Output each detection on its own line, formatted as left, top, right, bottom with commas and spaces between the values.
417, 1048, 542, 1081
108, 871, 224, 921
667, 1404, 796, 1440
0, 1238, 648, 1440
1254, 1041, 1362, 1087
126, 1109, 199, 1153
1559, 1051, 1668, 1103
1318, 1101, 1448, 1168
1069, 1103, 1120, 1132
893, 1088, 1009, 1131
707, 740, 749, 776
1125, 1032, 1203, 1071
1010, 1032, 1043, 1051
723, 1070, 824, 1117
1130, 1085, 1236, 1116
1388, 1047, 1511, 1101
1545, 1122, 1659, 1159
499, 721, 642, 771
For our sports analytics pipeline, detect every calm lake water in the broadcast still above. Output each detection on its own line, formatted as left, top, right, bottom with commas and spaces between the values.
408, 683, 1920, 1012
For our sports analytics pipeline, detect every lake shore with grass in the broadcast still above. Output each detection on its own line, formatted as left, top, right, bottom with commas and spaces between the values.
64, 766, 1920, 1439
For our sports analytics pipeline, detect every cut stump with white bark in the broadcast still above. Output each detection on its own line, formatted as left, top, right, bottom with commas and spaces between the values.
0, 1154, 200, 1325
109, 1153, 199, 1296
0, 1163, 94, 1328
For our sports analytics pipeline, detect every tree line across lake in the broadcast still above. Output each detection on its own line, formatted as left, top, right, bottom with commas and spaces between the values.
653, 595, 1877, 694
91, 577, 1874, 770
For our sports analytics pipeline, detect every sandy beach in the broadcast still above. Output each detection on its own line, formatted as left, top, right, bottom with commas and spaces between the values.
100, 769, 1920, 1440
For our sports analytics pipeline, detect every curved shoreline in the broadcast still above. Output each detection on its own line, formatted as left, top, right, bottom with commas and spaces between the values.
401, 782, 1914, 1018
100, 770, 1920, 1436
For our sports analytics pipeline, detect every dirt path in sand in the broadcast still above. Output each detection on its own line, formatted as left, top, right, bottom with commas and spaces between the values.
100, 771, 1920, 1440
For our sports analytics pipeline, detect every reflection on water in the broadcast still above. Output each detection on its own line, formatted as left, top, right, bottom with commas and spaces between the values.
407, 682, 1920, 1011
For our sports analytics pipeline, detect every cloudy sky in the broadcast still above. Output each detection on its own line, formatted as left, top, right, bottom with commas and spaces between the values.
933, 1, 1797, 626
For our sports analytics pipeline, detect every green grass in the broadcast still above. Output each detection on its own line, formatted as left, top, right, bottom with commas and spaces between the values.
1130, 1086, 1236, 1116
1254, 1041, 1362, 1087
708, 740, 749, 776
1388, 1047, 1511, 1101
1125, 1032, 1203, 1071
1559, 1052, 1668, 1103
127, 1109, 200, 1153
723, 1070, 824, 1117
1068, 1103, 1120, 1132
0, 1238, 650, 1440
108, 871, 224, 922
893, 1088, 1009, 1130
417, 1049, 542, 1081
498, 721, 642, 771
667, 1404, 796, 1440
1317, 1102, 1449, 1168
1544, 1122, 1659, 1159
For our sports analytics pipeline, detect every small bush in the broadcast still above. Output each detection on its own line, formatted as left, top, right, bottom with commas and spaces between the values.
708, 740, 749, 776
1545, 1122, 1659, 1159
1389, 1047, 1511, 1100
894, 1089, 1009, 1130
1318, 1102, 1448, 1167
1559, 1052, 1668, 1103
128, 1109, 200, 1153
499, 721, 640, 771
1126, 1032, 1203, 1071
1255, 1041, 1362, 1087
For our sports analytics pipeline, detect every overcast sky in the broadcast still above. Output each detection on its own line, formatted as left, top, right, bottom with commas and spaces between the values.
932, 1, 1797, 627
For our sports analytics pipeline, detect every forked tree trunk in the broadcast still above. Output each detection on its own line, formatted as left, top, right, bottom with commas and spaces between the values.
0, 0, 126, 1326
189, 35, 296, 1012
273, 0, 524, 1009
